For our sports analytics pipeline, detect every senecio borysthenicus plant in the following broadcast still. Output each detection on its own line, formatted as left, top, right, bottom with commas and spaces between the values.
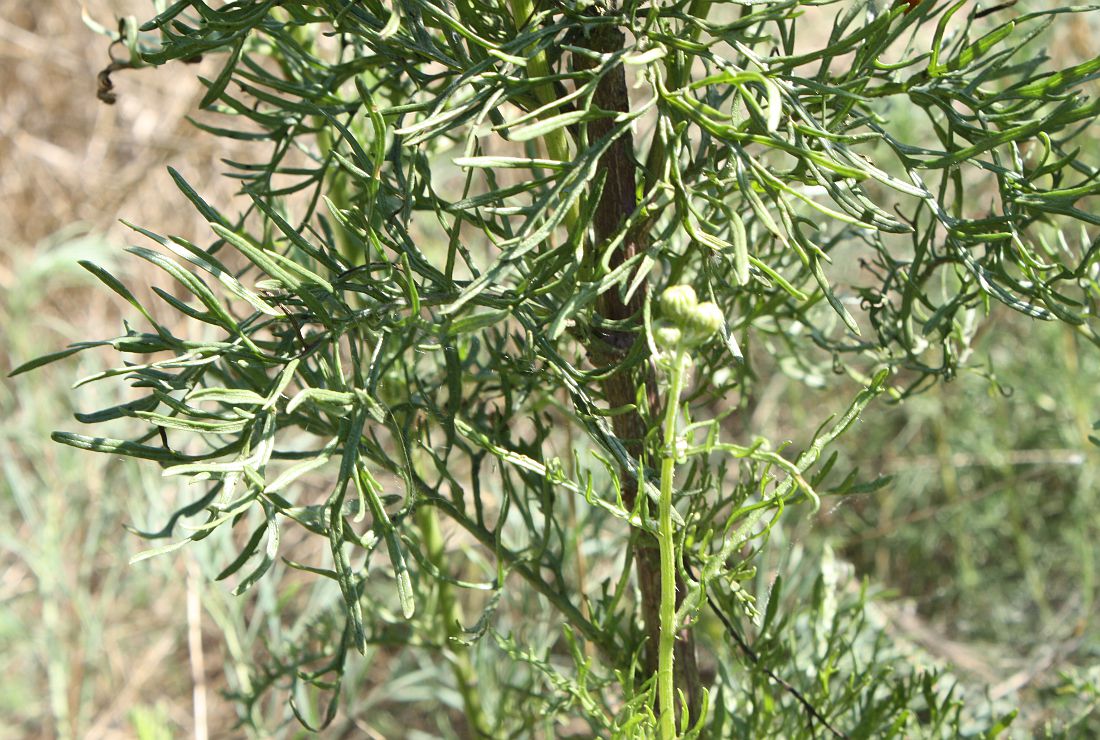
14, 0, 1100, 736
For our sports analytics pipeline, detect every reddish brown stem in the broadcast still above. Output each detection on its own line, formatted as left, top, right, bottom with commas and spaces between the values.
574, 24, 702, 722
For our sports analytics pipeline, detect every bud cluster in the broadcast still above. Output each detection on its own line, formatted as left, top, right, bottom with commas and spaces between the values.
655, 285, 724, 351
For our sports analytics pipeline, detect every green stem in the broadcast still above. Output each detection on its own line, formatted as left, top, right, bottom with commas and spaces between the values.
415, 506, 491, 738
506, 0, 580, 233
658, 349, 688, 739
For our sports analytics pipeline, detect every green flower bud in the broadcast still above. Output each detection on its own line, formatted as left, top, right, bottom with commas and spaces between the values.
654, 325, 683, 350
659, 284, 698, 325
684, 301, 724, 342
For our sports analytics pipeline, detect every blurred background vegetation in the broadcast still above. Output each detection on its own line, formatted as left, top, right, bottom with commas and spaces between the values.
0, 1, 1097, 738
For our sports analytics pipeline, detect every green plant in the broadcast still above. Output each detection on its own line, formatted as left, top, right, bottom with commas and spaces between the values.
13, 0, 1100, 736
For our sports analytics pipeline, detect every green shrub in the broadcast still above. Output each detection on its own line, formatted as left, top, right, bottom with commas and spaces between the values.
15, 0, 1099, 736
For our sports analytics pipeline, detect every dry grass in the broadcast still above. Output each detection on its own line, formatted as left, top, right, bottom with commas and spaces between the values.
0, 2, 249, 737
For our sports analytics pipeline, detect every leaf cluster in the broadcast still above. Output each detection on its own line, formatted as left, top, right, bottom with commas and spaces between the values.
17, 0, 1100, 734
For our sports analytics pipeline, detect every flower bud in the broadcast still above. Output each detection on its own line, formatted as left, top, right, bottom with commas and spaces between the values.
654, 325, 683, 350
684, 301, 724, 342
659, 284, 698, 326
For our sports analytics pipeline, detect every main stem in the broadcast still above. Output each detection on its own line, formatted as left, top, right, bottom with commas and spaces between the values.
658, 350, 688, 738
508, 4, 701, 722
571, 24, 702, 725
